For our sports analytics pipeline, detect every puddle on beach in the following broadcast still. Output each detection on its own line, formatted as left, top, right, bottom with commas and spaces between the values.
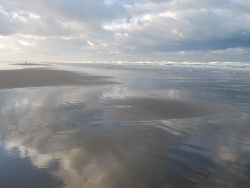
0, 63, 250, 187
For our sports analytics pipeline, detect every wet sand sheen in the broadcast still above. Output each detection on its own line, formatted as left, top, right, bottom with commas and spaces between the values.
98, 98, 231, 122
0, 64, 248, 188
11, 63, 52, 66
0, 68, 231, 121
0, 68, 115, 89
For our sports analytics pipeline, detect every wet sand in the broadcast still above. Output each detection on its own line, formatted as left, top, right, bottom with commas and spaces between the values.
11, 63, 51, 66
0, 63, 249, 188
0, 67, 221, 121
98, 97, 231, 122
0, 68, 115, 89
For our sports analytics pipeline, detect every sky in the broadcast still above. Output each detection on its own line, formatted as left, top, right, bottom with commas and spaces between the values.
0, 0, 250, 62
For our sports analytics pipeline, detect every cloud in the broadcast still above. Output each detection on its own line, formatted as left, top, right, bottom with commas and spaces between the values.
0, 0, 250, 61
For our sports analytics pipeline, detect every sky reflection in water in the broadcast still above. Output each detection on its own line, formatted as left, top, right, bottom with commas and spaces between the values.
0, 63, 250, 187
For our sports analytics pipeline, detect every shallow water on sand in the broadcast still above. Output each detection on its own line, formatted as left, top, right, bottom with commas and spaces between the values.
0, 63, 250, 187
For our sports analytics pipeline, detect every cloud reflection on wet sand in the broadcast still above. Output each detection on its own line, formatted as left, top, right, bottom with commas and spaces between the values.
0, 63, 250, 188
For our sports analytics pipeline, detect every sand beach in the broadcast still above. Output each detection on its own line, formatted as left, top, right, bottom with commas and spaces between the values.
0, 62, 249, 188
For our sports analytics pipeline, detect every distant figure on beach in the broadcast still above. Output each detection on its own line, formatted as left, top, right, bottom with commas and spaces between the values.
25, 61, 27, 64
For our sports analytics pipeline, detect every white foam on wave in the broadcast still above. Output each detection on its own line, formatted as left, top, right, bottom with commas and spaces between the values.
61, 60, 249, 65
49, 60, 250, 73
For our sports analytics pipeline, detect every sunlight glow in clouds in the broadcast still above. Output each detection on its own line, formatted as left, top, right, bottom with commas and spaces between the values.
0, 0, 250, 62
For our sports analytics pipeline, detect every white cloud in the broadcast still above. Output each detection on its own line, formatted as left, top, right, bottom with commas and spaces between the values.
18, 40, 36, 46
0, 0, 250, 61
212, 48, 248, 55
87, 40, 95, 47
0, 43, 6, 48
